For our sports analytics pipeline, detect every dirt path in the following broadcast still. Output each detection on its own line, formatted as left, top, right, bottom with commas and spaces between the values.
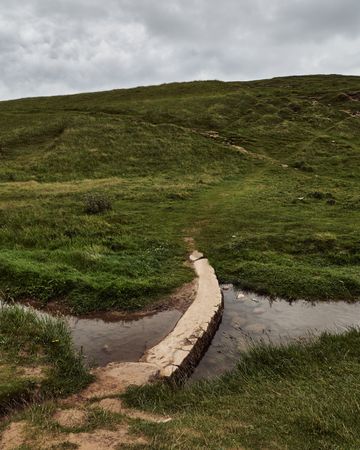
0, 397, 169, 449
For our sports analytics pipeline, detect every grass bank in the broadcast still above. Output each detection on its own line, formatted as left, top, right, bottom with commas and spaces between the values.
0, 304, 91, 415
0, 75, 359, 312
124, 329, 360, 449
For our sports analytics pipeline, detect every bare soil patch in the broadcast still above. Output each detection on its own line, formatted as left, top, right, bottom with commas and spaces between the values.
55, 426, 147, 450
95, 398, 172, 423
82, 362, 160, 399
0, 421, 28, 450
53, 408, 88, 428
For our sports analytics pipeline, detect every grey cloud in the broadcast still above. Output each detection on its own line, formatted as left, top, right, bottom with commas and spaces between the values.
0, 0, 359, 100
268, 0, 360, 44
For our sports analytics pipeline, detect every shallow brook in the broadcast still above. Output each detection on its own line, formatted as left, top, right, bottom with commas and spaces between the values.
67, 309, 182, 367
5, 284, 360, 376
191, 285, 360, 380
0, 300, 182, 368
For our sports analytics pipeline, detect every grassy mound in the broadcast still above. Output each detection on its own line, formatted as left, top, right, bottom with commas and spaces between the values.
0, 305, 91, 414
124, 329, 360, 449
0, 75, 359, 311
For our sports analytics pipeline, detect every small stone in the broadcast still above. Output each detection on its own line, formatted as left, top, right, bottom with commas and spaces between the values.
237, 293, 245, 300
222, 284, 233, 291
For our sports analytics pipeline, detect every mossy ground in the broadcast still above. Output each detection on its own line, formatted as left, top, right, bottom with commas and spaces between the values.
0, 75, 359, 312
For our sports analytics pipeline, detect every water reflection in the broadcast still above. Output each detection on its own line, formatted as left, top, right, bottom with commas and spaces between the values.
0, 301, 181, 368
67, 309, 182, 367
192, 286, 360, 380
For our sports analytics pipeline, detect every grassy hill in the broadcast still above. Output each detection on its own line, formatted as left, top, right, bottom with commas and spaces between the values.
0, 75, 359, 312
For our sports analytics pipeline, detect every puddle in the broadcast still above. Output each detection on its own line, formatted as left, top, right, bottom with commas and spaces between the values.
0, 301, 182, 368
191, 285, 360, 380
67, 309, 182, 367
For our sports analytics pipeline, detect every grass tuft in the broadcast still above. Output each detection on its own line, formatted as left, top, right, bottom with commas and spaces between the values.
0, 304, 92, 414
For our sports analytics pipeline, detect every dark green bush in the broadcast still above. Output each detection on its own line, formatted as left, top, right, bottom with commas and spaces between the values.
84, 193, 112, 215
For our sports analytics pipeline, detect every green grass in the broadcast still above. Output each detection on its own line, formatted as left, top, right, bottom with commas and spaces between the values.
0, 75, 359, 312
193, 167, 360, 301
0, 304, 92, 414
123, 329, 360, 450
1, 75, 359, 448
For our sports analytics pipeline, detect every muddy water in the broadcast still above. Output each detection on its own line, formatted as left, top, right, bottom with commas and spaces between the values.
67, 310, 182, 367
191, 285, 360, 380
1, 300, 182, 368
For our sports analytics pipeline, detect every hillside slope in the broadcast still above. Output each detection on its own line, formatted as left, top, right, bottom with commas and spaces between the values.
0, 75, 359, 312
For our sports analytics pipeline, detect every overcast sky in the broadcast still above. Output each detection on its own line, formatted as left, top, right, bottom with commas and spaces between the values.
1, 0, 359, 100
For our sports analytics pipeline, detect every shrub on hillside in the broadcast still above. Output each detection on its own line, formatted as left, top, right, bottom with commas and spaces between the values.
292, 160, 314, 172
84, 193, 112, 215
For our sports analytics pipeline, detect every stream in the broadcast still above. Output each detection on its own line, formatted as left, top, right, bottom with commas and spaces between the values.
191, 285, 360, 380
5, 285, 360, 378
67, 284, 360, 377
